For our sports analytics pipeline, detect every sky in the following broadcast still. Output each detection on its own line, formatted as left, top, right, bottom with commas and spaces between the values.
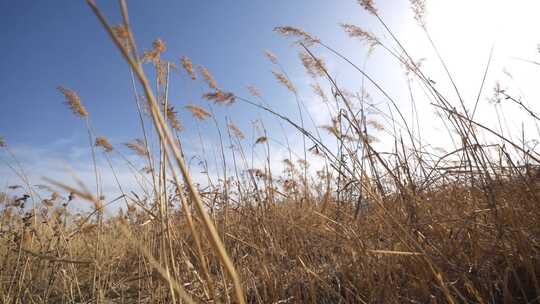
1, 0, 540, 206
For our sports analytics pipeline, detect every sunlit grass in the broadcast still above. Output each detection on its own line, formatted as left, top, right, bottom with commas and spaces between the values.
1, 1, 540, 303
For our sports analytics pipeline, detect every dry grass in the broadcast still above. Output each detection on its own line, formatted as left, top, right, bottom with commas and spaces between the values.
1, 1, 540, 303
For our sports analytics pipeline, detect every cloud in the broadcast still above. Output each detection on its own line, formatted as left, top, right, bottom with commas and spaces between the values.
0, 141, 150, 213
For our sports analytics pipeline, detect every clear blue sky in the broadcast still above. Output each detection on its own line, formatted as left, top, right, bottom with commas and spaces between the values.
0, 0, 385, 147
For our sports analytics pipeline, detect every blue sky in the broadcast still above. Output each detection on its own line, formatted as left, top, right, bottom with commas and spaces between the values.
2, 0, 540, 202
0, 0, 371, 146
0, 0, 387, 192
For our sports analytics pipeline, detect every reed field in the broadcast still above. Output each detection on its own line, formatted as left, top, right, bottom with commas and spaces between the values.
1, 0, 540, 303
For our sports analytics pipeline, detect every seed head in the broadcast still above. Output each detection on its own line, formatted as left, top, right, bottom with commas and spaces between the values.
156, 61, 167, 86
180, 56, 196, 80
197, 65, 218, 90
228, 123, 245, 139
272, 71, 296, 94
112, 24, 130, 49
340, 24, 379, 53
95, 137, 113, 152
142, 49, 159, 63
274, 26, 319, 46
142, 39, 167, 64
185, 104, 211, 120
125, 139, 148, 157
247, 85, 261, 98
299, 51, 327, 78
203, 90, 235, 105
153, 38, 166, 54
358, 0, 378, 15
411, 0, 427, 27
0, 137, 6, 148
166, 105, 183, 131
321, 124, 340, 139
264, 50, 278, 64
311, 83, 328, 103
58, 86, 88, 118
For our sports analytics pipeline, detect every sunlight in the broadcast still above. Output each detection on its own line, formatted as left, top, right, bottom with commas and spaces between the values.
427, 0, 539, 64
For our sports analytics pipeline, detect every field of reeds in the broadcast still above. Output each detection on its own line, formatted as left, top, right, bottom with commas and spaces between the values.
1, 0, 540, 303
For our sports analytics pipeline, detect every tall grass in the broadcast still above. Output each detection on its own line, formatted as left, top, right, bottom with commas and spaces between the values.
1, 0, 540, 303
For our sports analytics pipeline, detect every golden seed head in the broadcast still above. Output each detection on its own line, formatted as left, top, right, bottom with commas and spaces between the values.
358, 0, 378, 15
180, 56, 196, 80
340, 24, 379, 53
299, 51, 327, 78
142, 49, 159, 63
156, 60, 168, 86
197, 65, 218, 90
203, 90, 235, 105
153, 38, 166, 54
264, 50, 278, 64
247, 85, 261, 98
166, 105, 183, 131
95, 136, 113, 152
58, 86, 88, 118
125, 139, 148, 157
185, 104, 211, 120
112, 24, 130, 49
272, 71, 296, 94
274, 26, 319, 46
142, 39, 167, 64
228, 123, 245, 139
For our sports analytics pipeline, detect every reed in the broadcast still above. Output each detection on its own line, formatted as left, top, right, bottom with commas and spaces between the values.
1, 1, 540, 303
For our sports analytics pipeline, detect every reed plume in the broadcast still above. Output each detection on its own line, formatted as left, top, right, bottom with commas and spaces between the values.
112, 24, 130, 49
264, 50, 278, 64
228, 122, 245, 139
125, 138, 149, 156
166, 105, 183, 131
358, 0, 378, 15
273, 26, 319, 46
95, 136, 113, 152
311, 83, 328, 103
411, 0, 427, 27
247, 85, 261, 98
58, 86, 88, 118
198, 65, 218, 90
340, 24, 379, 52
142, 38, 166, 64
180, 56, 196, 80
272, 70, 296, 94
299, 51, 327, 78
203, 90, 235, 105
185, 104, 211, 120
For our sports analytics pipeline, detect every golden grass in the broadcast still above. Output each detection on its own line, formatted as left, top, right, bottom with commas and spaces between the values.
1, 1, 540, 303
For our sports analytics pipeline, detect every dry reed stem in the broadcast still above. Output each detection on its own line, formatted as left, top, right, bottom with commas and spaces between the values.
85, 2, 246, 302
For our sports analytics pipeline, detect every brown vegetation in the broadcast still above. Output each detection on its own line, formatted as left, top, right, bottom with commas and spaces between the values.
1, 1, 540, 303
